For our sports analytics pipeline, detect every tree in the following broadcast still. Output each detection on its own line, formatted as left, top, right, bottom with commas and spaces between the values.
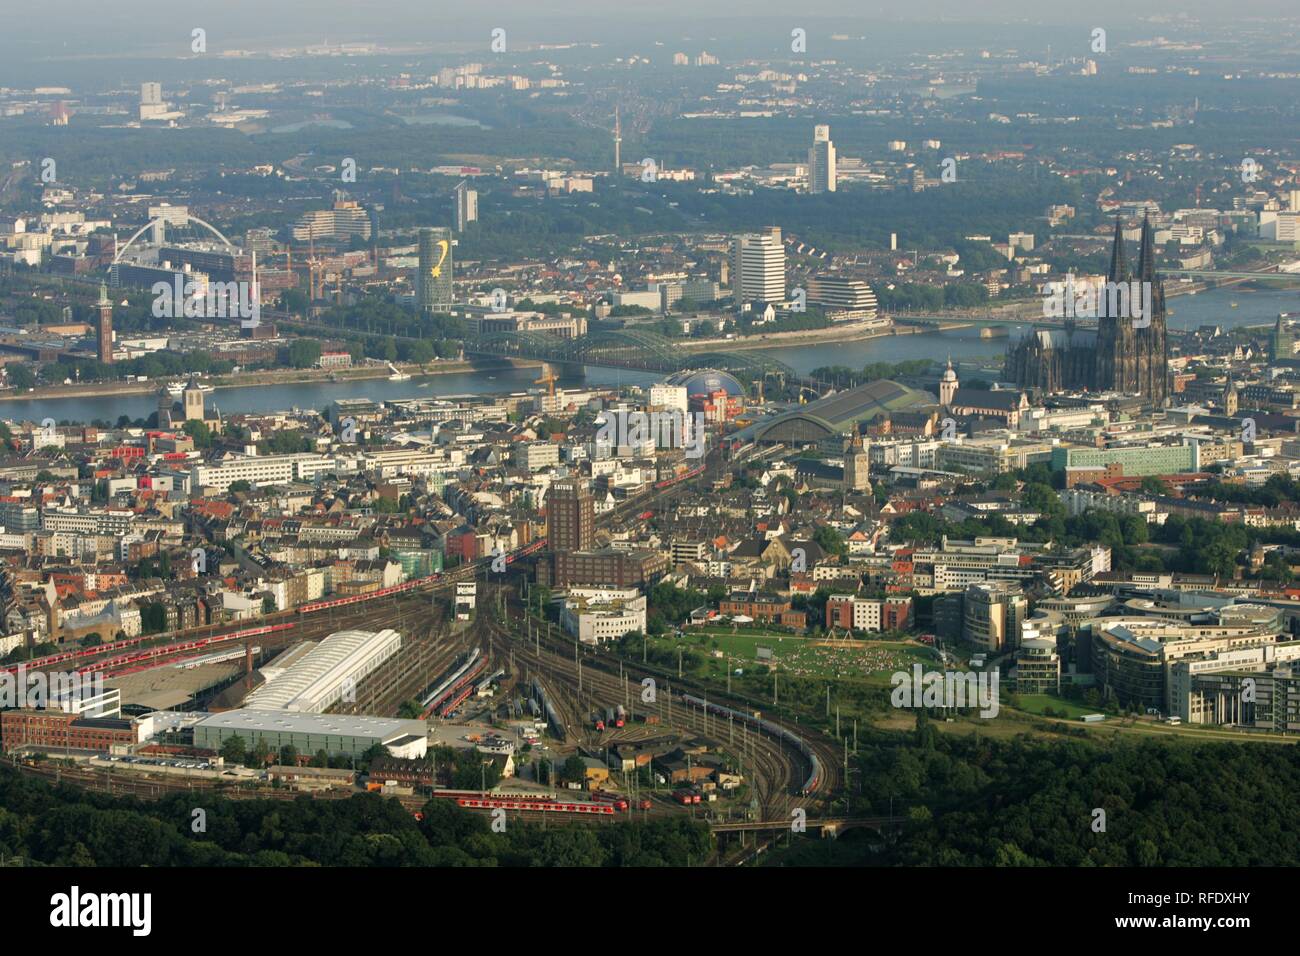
279, 745, 299, 767
228, 479, 252, 494
812, 524, 847, 558
182, 419, 213, 449
288, 339, 323, 369
7, 365, 35, 391
1020, 482, 1065, 519
220, 735, 247, 764
249, 739, 272, 768
140, 603, 168, 635
560, 754, 588, 785
1139, 476, 1172, 496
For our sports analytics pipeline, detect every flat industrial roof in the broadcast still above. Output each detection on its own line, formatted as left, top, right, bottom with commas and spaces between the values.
194, 709, 426, 741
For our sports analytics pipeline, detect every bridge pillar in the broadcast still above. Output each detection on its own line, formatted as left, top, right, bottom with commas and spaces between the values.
822, 823, 838, 839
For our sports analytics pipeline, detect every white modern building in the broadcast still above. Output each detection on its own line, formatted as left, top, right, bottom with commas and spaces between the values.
560, 590, 647, 645
731, 227, 786, 306
649, 384, 689, 414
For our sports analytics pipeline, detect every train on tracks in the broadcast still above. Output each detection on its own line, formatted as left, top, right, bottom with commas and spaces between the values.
67, 624, 297, 677
679, 693, 823, 795
2, 535, 548, 680
432, 790, 615, 816
297, 572, 445, 614
653, 464, 705, 491
2, 625, 285, 677
530, 678, 566, 742
419, 648, 486, 719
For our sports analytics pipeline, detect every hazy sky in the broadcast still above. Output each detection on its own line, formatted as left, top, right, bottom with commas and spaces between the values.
0, 0, 1290, 87
10, 0, 1298, 55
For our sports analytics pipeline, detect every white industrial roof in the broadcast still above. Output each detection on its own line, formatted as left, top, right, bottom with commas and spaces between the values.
244, 628, 401, 712
195, 708, 426, 740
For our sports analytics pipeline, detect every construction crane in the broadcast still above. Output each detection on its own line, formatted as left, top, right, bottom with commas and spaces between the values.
535, 363, 557, 397
283, 236, 325, 302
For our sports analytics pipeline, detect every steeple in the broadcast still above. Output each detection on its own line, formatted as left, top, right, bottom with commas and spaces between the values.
1137, 212, 1157, 282
97, 280, 109, 306
1106, 217, 1128, 282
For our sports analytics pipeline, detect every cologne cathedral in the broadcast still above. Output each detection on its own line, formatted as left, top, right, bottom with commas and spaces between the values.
1004, 216, 1169, 405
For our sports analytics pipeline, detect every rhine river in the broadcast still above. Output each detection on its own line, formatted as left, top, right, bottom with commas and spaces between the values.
6, 287, 1297, 424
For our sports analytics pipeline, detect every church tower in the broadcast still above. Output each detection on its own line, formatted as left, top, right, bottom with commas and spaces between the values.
939, 357, 959, 406
843, 434, 871, 492
183, 377, 206, 422
1094, 217, 1135, 394
1224, 375, 1239, 416
1134, 214, 1169, 407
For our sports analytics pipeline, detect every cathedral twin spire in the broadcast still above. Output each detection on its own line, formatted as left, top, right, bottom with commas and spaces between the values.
1108, 213, 1159, 284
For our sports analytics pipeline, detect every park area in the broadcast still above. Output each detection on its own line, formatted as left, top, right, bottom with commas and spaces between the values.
671, 627, 936, 682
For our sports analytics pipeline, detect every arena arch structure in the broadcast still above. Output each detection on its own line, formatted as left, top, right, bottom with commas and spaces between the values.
109, 213, 262, 326
110, 213, 241, 274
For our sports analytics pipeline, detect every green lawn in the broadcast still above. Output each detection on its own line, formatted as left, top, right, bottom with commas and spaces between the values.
1012, 694, 1099, 720
674, 629, 935, 681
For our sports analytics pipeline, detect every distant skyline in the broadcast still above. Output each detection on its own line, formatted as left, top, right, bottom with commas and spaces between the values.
7, 2, 1298, 60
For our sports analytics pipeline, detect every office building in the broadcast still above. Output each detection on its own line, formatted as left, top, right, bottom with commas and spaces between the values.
139, 82, 165, 121
808, 124, 837, 193
561, 592, 647, 645
548, 480, 594, 552
289, 197, 372, 242
417, 226, 455, 313
962, 582, 1027, 653
805, 276, 878, 314
649, 384, 689, 414
731, 227, 786, 307
454, 181, 478, 231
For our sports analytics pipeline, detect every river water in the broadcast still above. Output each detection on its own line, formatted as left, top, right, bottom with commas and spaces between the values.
6, 286, 1296, 424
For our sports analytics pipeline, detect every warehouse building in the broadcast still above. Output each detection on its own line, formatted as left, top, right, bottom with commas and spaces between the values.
244, 628, 402, 713
192, 710, 428, 760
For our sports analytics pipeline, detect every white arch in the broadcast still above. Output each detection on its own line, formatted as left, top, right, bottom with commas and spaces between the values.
111, 214, 239, 266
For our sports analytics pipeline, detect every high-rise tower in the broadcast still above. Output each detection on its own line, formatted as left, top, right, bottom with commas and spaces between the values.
613, 107, 622, 173
96, 281, 113, 364
809, 125, 837, 193
417, 227, 454, 313
548, 480, 594, 552
730, 227, 786, 308
453, 181, 478, 232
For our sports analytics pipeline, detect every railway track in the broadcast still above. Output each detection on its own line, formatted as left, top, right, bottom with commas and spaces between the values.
485, 592, 833, 820
329, 600, 467, 718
